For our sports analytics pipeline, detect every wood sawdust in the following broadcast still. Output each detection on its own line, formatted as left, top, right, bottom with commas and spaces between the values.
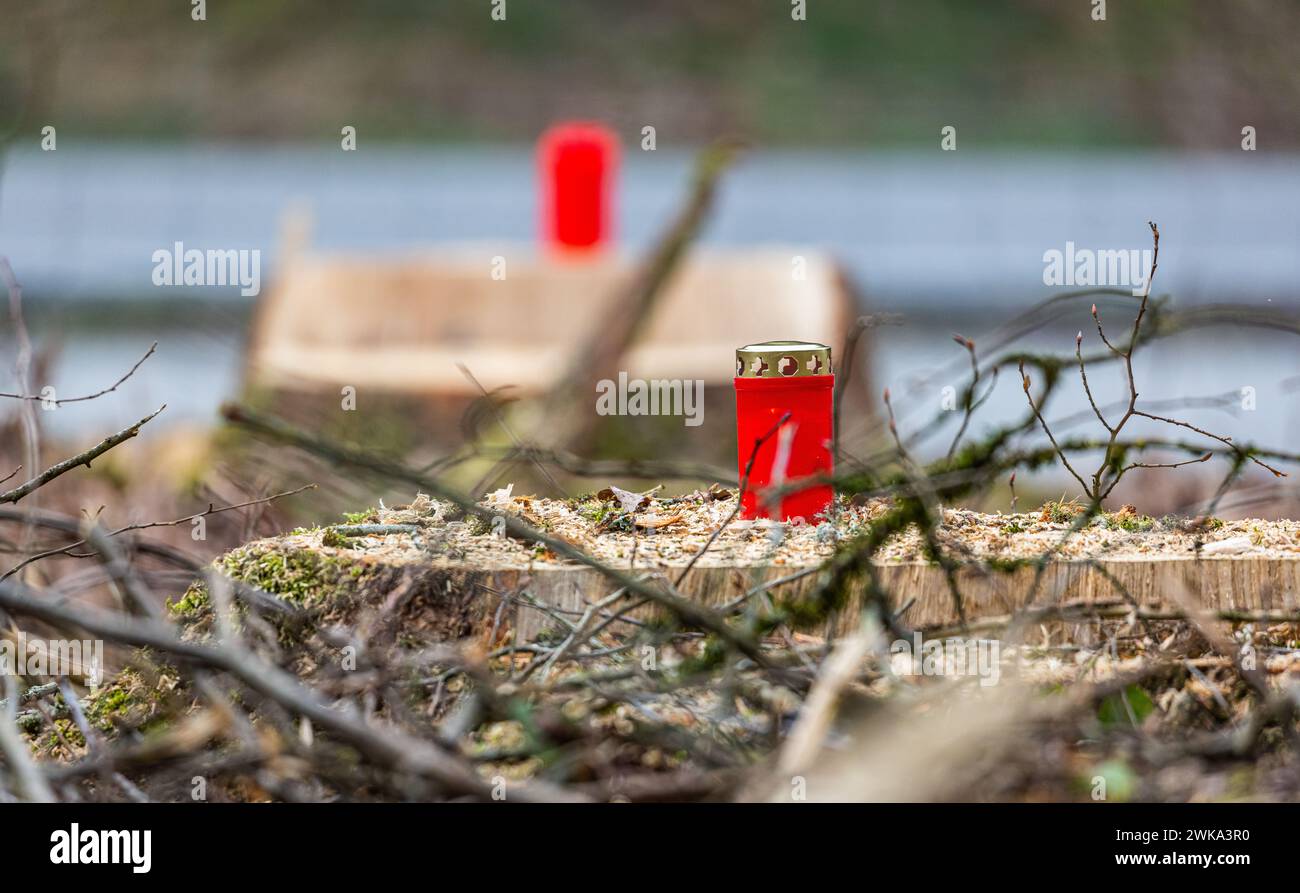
280, 487, 1300, 571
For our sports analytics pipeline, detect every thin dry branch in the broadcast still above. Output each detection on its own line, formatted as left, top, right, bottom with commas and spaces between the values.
0, 405, 165, 505
0, 341, 157, 405
0, 483, 316, 580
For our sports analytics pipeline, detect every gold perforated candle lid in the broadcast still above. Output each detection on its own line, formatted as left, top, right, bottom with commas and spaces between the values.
736, 340, 833, 378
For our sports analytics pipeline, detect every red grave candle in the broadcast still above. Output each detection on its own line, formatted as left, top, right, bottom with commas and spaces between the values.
734, 341, 835, 522
538, 121, 618, 254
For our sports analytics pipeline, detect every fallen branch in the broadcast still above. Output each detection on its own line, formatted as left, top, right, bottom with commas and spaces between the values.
0, 576, 587, 802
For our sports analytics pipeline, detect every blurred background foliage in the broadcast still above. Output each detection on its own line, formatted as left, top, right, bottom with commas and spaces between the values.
1, 0, 1297, 148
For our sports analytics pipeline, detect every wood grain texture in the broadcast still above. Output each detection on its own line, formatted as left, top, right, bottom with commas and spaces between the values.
414, 554, 1300, 639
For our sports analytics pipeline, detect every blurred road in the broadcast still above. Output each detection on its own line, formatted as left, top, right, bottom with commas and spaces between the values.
2, 147, 1297, 307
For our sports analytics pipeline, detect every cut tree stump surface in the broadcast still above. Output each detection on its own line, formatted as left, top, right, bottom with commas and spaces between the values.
223, 490, 1300, 640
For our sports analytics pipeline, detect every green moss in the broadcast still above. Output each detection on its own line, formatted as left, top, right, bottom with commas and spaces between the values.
1157, 514, 1224, 533
26, 716, 88, 757
342, 508, 378, 524
48, 718, 87, 751
219, 543, 374, 607
86, 688, 132, 726
465, 513, 494, 536
575, 499, 613, 525
1039, 498, 1085, 524
81, 668, 172, 735
574, 498, 633, 533
167, 583, 211, 618
1103, 512, 1155, 532
21, 666, 177, 752
320, 527, 356, 548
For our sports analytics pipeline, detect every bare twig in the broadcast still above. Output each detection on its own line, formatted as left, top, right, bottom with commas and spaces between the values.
0, 342, 157, 405
1, 483, 316, 580
0, 405, 165, 505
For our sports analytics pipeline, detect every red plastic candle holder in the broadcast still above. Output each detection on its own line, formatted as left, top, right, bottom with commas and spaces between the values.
734, 341, 835, 522
538, 121, 619, 254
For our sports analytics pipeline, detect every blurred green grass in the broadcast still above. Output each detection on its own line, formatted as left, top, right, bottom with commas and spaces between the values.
1, 0, 1296, 148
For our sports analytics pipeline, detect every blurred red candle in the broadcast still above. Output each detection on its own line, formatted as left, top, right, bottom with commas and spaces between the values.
734, 341, 835, 522
538, 121, 618, 254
